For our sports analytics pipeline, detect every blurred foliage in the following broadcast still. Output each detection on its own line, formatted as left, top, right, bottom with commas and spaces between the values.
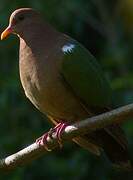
0, 0, 133, 179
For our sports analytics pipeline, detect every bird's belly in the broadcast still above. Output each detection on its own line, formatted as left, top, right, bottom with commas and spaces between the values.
24, 76, 88, 123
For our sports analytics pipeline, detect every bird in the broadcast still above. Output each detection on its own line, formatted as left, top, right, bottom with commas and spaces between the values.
1, 8, 132, 170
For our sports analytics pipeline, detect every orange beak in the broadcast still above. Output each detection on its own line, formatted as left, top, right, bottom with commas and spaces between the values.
1, 26, 13, 40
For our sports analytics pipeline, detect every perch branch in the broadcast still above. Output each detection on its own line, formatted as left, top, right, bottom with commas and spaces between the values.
1, 103, 133, 170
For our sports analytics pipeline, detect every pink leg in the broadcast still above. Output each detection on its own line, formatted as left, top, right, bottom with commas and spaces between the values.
36, 122, 68, 151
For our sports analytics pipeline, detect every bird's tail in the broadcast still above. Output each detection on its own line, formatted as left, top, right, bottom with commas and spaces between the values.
100, 126, 132, 171
74, 124, 132, 171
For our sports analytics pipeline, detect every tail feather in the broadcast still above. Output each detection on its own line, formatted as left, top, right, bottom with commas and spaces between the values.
97, 128, 132, 170
74, 125, 132, 170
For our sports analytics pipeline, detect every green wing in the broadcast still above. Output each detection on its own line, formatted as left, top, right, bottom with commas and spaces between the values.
61, 40, 112, 108
60, 40, 131, 169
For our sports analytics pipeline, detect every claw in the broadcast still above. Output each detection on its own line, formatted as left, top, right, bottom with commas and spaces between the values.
36, 133, 52, 151
36, 122, 68, 151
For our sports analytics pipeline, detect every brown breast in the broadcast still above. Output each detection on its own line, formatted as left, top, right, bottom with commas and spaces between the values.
19, 37, 89, 123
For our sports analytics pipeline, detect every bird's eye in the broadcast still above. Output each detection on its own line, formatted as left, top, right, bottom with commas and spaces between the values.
18, 15, 24, 21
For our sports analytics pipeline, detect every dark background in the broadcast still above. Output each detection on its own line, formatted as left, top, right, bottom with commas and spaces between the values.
0, 0, 133, 179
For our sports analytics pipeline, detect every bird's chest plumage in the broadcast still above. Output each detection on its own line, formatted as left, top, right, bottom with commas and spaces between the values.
19, 40, 87, 122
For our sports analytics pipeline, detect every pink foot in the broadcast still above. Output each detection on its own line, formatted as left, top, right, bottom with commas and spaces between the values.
36, 133, 52, 151
36, 122, 68, 151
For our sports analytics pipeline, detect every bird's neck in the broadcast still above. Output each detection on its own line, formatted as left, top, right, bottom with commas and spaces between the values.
19, 22, 60, 52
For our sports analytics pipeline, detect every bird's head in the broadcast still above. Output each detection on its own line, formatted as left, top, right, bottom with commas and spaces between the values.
1, 8, 41, 40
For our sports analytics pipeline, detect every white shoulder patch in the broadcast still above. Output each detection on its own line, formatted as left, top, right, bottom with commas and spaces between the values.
62, 43, 75, 54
